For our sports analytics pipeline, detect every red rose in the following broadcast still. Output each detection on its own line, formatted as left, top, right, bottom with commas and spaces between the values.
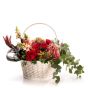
46, 39, 52, 45
40, 42, 47, 49
32, 42, 40, 50
32, 41, 47, 50
26, 49, 37, 61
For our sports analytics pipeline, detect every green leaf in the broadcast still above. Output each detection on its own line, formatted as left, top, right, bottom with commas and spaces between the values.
60, 54, 66, 59
24, 33, 28, 39
77, 65, 83, 70
55, 76, 60, 83
32, 60, 37, 64
79, 75, 81, 78
54, 59, 62, 64
53, 71, 58, 76
39, 59, 49, 64
56, 68, 61, 72
57, 65, 62, 70
51, 64, 58, 68
69, 68, 72, 73
82, 70, 84, 73
60, 43, 84, 78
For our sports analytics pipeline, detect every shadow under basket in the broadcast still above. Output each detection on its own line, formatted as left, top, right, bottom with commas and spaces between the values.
21, 60, 55, 81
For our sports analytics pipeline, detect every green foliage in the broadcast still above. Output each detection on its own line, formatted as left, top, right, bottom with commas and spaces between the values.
53, 76, 60, 83
31, 60, 37, 64
60, 43, 84, 78
23, 33, 28, 39
16, 49, 26, 60
69, 68, 72, 73
50, 59, 62, 83
39, 58, 48, 64
74, 65, 84, 77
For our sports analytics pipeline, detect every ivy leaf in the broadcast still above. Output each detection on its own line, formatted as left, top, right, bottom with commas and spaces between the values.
54, 76, 60, 83
56, 67, 61, 72
77, 65, 83, 70
51, 64, 58, 68
60, 43, 84, 78
54, 59, 62, 65
69, 68, 72, 73
39, 59, 45, 63
51, 64, 61, 70
53, 71, 58, 76
57, 65, 62, 70
32, 60, 37, 64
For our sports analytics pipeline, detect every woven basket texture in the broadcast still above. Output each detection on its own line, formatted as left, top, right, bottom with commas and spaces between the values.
21, 61, 55, 80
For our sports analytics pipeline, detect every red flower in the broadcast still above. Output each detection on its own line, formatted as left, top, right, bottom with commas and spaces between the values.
46, 39, 52, 45
32, 42, 40, 50
54, 50, 60, 60
40, 42, 47, 49
26, 39, 54, 61
26, 49, 38, 61
32, 42, 47, 50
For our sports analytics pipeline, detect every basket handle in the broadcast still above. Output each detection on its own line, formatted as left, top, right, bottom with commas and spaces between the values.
24, 23, 58, 40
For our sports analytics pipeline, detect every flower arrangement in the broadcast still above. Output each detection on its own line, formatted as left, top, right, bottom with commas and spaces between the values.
3, 26, 84, 83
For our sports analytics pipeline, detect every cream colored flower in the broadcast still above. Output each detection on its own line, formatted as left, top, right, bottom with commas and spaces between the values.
15, 26, 21, 38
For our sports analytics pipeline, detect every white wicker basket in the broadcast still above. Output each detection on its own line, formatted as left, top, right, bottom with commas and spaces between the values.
21, 61, 55, 80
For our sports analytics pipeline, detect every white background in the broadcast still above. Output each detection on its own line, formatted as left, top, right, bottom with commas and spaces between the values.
0, 0, 88, 88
